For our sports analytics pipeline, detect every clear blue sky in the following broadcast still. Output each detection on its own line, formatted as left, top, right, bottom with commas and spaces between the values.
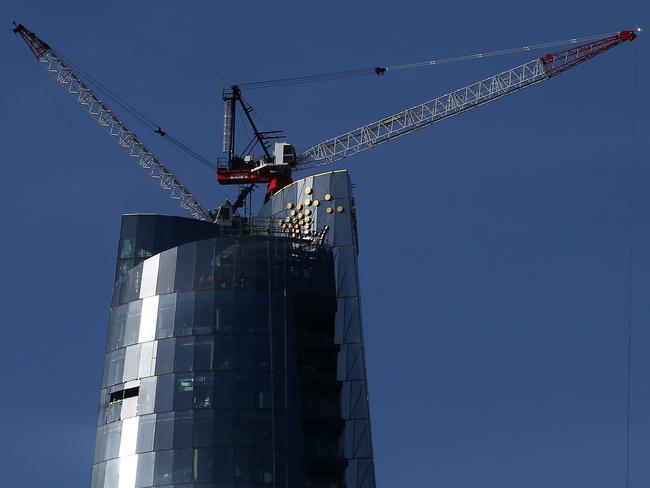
2, 1, 649, 486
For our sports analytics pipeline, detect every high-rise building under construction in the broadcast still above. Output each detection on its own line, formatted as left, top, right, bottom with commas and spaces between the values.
91, 171, 376, 488
13, 21, 638, 488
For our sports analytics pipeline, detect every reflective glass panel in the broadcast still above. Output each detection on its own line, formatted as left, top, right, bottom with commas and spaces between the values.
153, 448, 173, 485
135, 451, 155, 488
107, 305, 127, 351
156, 247, 177, 295
123, 300, 142, 347
137, 413, 156, 453
156, 293, 176, 339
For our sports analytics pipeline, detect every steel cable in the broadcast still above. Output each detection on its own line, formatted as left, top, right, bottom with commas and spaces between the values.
237, 31, 618, 90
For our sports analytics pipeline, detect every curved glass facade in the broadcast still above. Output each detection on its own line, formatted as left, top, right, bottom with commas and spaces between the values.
92, 171, 375, 488
93, 217, 345, 488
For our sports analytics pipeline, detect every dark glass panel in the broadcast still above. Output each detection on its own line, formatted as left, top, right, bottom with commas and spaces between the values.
153, 448, 173, 485
155, 374, 174, 412
256, 371, 272, 409
135, 216, 156, 258
193, 410, 214, 447
214, 244, 235, 289
238, 335, 255, 371
213, 409, 234, 447
233, 410, 254, 447
118, 217, 137, 259
235, 291, 266, 333
251, 290, 271, 333
254, 410, 273, 448
194, 336, 214, 371
173, 448, 194, 483
234, 372, 254, 409
175, 242, 197, 292
124, 263, 142, 304
107, 305, 127, 351
173, 410, 193, 448
174, 373, 194, 410
255, 335, 272, 371
234, 448, 273, 483
193, 448, 214, 483
155, 338, 175, 376
212, 447, 234, 483
175, 292, 195, 337
272, 332, 288, 373
213, 371, 234, 409
174, 337, 195, 372
215, 290, 236, 332
194, 291, 216, 334
114, 259, 134, 300
194, 373, 214, 409
194, 239, 216, 290
214, 335, 234, 370
154, 411, 174, 450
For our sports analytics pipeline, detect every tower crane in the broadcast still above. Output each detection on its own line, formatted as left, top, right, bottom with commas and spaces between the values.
217, 30, 636, 196
14, 23, 637, 220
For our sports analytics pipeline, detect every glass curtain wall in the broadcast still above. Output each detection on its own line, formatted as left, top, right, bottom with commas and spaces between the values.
92, 216, 344, 488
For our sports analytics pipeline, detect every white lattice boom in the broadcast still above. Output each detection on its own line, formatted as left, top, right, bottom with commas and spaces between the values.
14, 24, 210, 221
299, 30, 636, 169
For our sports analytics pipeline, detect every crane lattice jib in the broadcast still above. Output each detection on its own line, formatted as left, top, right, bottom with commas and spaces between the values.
14, 24, 211, 221
298, 31, 636, 169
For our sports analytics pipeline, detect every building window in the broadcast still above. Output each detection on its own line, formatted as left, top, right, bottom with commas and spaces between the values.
109, 386, 140, 404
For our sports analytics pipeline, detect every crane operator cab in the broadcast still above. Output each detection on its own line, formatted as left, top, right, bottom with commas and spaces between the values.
251, 142, 296, 173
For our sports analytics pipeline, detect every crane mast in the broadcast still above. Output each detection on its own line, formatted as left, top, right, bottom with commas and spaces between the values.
13, 23, 211, 221
298, 30, 636, 168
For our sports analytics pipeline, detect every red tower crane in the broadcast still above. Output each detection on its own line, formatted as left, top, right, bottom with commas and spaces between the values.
13, 23, 637, 219
216, 30, 637, 196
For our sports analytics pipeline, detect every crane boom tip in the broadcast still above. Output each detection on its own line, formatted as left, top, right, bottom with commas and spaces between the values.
619, 30, 637, 42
